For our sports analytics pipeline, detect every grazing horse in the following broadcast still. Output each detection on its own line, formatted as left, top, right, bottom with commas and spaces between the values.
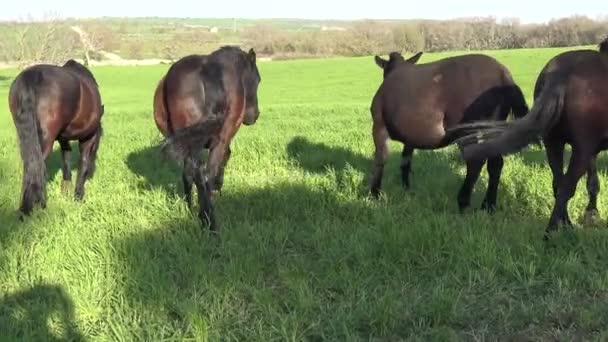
155, 46, 261, 232
453, 38, 608, 235
8, 59, 104, 216
370, 51, 529, 212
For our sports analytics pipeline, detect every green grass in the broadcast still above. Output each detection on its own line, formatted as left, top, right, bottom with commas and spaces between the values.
2, 46, 608, 341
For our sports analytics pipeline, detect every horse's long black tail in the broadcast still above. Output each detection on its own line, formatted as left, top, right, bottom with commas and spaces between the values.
447, 72, 567, 161
161, 117, 224, 164
11, 69, 47, 215
507, 84, 529, 119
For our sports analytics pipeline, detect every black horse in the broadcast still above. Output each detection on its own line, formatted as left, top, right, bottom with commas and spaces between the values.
156, 46, 261, 232
453, 38, 608, 235
370, 51, 528, 212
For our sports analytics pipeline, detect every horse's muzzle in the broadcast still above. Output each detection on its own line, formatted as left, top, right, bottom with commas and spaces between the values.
243, 109, 260, 125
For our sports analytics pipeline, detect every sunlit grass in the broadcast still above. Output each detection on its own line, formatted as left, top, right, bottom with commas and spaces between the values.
1, 46, 608, 340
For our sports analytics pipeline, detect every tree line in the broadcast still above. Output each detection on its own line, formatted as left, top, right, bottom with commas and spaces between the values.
0, 15, 606, 65
243, 16, 608, 58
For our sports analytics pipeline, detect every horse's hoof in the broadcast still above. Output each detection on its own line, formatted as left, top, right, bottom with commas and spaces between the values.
61, 180, 72, 194
16, 210, 26, 221
74, 193, 84, 202
581, 209, 601, 227
210, 190, 221, 199
370, 189, 382, 200
480, 202, 496, 214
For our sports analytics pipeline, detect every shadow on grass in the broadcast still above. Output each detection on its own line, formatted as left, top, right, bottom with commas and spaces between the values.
286, 135, 504, 210
125, 144, 182, 196
520, 145, 608, 171
0, 284, 84, 341
113, 182, 584, 339
113, 182, 390, 339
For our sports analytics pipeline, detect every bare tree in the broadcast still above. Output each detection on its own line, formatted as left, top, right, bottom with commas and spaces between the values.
72, 22, 119, 65
3, 13, 78, 67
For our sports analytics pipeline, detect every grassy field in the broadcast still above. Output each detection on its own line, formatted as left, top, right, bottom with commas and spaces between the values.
2, 46, 608, 341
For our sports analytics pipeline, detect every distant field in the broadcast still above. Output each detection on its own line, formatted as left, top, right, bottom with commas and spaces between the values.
0, 17, 385, 61
2, 47, 608, 340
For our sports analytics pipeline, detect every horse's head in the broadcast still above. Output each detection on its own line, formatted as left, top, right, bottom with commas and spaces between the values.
241, 48, 261, 125
374, 51, 423, 79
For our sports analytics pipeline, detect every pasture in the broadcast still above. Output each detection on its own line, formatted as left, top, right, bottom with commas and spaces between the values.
1, 46, 608, 340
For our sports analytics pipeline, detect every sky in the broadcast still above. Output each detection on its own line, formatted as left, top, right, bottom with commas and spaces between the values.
1, 0, 606, 23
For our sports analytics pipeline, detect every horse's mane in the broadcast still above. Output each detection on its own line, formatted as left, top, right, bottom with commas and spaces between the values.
600, 37, 608, 53
63, 59, 99, 86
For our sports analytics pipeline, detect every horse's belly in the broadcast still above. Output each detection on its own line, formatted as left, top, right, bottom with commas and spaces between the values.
386, 110, 446, 148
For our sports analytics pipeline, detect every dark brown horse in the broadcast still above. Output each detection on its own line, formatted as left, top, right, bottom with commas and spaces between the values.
370, 52, 528, 212
155, 46, 261, 232
8, 59, 104, 216
453, 38, 608, 236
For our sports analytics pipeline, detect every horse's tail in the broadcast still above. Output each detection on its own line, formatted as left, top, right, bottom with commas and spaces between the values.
600, 37, 608, 53
161, 117, 224, 163
161, 77, 174, 134
447, 71, 567, 161
506, 84, 529, 119
11, 69, 47, 215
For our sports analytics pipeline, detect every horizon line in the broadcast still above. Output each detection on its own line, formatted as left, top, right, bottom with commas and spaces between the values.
1, 14, 606, 25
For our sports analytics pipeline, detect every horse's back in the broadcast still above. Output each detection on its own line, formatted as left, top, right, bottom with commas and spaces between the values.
379, 54, 511, 114
565, 53, 608, 123
541, 50, 608, 142
159, 54, 228, 136
18, 64, 101, 139
535, 50, 601, 98
160, 55, 209, 134
373, 53, 517, 147
10, 65, 80, 119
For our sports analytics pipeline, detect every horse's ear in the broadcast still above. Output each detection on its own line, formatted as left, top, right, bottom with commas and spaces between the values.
375, 56, 388, 69
248, 48, 256, 63
406, 51, 423, 64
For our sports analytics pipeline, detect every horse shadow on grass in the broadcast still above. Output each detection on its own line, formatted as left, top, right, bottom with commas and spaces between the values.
0, 284, 84, 341
285, 136, 517, 213
113, 182, 556, 339
125, 144, 183, 196
520, 145, 608, 171
112, 182, 416, 339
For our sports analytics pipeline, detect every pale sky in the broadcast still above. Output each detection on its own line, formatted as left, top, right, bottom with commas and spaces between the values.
1, 0, 606, 23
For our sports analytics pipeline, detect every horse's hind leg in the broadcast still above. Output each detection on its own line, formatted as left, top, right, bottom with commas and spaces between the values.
547, 146, 592, 233
457, 159, 485, 213
582, 154, 600, 226
74, 127, 102, 201
481, 156, 504, 212
182, 163, 194, 209
401, 146, 414, 189
59, 140, 72, 194
370, 123, 389, 198
545, 139, 565, 200
191, 156, 217, 232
